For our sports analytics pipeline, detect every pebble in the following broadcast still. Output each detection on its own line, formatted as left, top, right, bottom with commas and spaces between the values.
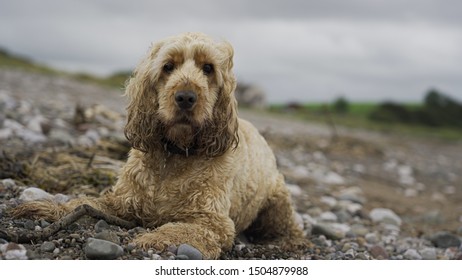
84, 238, 124, 260
365, 232, 379, 244
320, 196, 337, 208
348, 224, 369, 237
40, 241, 56, 253
337, 186, 366, 204
312, 223, 350, 240
369, 208, 402, 226
420, 247, 437, 260
369, 245, 389, 260
403, 248, 422, 260
234, 244, 246, 252
94, 230, 120, 245
318, 211, 338, 222
94, 220, 110, 233
430, 232, 461, 248
322, 171, 345, 185
1, 179, 16, 188
40, 219, 51, 228
19, 187, 53, 201
177, 244, 202, 260
286, 184, 303, 197
23, 219, 36, 230
0, 242, 28, 260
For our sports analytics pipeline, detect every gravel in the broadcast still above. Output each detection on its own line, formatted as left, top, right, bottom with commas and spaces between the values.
1, 69, 462, 260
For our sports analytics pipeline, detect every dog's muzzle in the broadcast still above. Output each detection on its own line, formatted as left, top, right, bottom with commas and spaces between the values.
175, 90, 197, 110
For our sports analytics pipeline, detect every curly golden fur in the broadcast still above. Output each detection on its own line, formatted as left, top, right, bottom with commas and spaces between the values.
12, 32, 306, 259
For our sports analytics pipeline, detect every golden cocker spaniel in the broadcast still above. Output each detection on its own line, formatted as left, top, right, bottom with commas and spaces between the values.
12, 32, 306, 259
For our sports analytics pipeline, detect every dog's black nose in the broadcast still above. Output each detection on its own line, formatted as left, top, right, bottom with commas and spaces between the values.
175, 91, 197, 110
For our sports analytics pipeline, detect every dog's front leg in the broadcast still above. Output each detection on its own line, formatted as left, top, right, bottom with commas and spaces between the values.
134, 213, 235, 259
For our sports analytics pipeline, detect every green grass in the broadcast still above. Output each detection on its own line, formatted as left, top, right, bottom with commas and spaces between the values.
268, 102, 462, 141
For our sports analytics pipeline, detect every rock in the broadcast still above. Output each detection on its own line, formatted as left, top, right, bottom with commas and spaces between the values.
40, 219, 51, 228
84, 238, 124, 260
177, 244, 202, 260
430, 232, 461, 248
40, 241, 56, 253
48, 129, 75, 145
403, 249, 422, 260
320, 196, 337, 208
166, 244, 178, 254
348, 224, 369, 237
312, 223, 350, 240
286, 184, 303, 197
318, 211, 338, 222
0, 242, 28, 260
175, 254, 189, 260
0, 128, 13, 139
369, 245, 389, 260
420, 247, 437, 260
365, 232, 379, 244
234, 244, 246, 252
19, 187, 53, 202
322, 172, 345, 185
23, 219, 35, 230
26, 115, 50, 134
337, 186, 365, 204
53, 193, 70, 204
94, 220, 110, 233
94, 230, 120, 245
1, 178, 16, 188
369, 208, 402, 226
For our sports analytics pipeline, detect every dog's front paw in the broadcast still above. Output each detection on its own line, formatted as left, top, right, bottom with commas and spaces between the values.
133, 223, 222, 259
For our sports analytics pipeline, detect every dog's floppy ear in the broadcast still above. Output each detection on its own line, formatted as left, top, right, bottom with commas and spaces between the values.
199, 41, 239, 157
124, 42, 164, 153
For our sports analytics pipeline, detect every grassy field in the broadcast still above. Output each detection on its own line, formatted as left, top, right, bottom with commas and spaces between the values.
268, 102, 462, 141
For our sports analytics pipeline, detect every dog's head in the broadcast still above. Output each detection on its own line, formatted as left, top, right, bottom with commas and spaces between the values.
124, 32, 239, 157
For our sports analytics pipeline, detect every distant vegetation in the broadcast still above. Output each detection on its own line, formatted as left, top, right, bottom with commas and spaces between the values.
369, 89, 462, 128
269, 91, 462, 140
0, 47, 131, 89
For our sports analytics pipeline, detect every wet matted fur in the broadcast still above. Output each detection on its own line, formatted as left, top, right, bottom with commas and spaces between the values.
12, 32, 306, 259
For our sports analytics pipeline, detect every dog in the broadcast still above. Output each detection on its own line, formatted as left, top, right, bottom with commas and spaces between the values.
12, 32, 306, 259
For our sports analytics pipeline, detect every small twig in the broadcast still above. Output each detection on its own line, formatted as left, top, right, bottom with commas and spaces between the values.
1, 204, 137, 243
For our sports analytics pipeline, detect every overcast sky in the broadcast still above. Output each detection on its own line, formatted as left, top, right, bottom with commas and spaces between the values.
1, 0, 461, 103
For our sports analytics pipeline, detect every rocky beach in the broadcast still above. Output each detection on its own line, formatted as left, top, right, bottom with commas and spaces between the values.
0, 68, 461, 260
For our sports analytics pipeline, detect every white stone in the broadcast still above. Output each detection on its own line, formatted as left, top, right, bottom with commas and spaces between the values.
320, 196, 337, 208
26, 115, 48, 133
323, 171, 345, 185
286, 183, 303, 197
369, 208, 402, 226
0, 243, 28, 260
318, 211, 338, 222
54, 193, 70, 203
403, 249, 422, 260
0, 128, 13, 139
420, 247, 437, 260
19, 187, 53, 202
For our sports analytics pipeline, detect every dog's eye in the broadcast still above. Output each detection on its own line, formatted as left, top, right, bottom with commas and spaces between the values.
163, 62, 175, 73
203, 64, 214, 75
